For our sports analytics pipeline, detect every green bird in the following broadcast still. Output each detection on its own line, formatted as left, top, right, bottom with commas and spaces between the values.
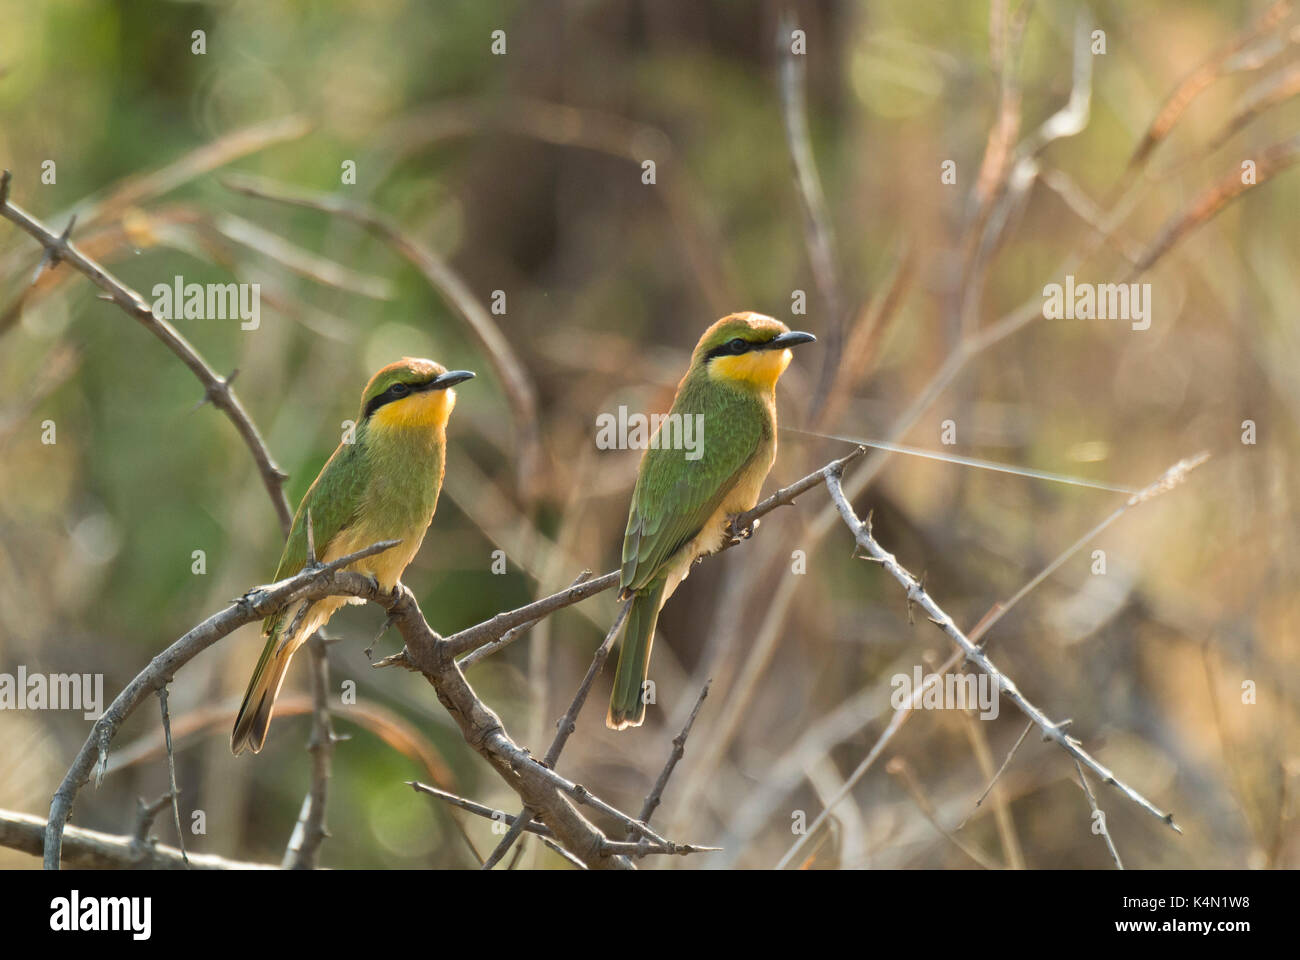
231, 357, 474, 755
607, 312, 815, 729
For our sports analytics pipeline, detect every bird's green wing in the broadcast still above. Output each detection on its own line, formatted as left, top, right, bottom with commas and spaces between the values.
262, 439, 371, 636
620, 387, 766, 593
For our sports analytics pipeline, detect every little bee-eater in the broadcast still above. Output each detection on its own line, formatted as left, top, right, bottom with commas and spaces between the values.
607, 312, 815, 729
231, 358, 475, 755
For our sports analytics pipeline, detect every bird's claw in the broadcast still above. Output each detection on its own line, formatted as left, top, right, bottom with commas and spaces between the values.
726, 516, 759, 546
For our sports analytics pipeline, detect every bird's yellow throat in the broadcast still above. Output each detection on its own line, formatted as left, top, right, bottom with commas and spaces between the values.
370, 387, 457, 432
708, 348, 793, 391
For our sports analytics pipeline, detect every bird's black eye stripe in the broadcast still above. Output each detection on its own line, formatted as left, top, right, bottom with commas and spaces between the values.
705, 336, 773, 360
364, 381, 422, 418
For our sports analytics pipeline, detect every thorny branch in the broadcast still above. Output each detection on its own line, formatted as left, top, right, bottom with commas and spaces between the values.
281, 635, 336, 869
786, 458, 1207, 865
479, 598, 633, 869
636, 679, 712, 827
39, 538, 400, 869
0, 170, 294, 533
0, 808, 275, 870
33, 443, 873, 870
406, 782, 716, 860
36, 534, 724, 869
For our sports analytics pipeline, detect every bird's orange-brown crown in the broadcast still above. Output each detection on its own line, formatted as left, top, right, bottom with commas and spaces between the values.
691, 312, 816, 391
358, 357, 475, 429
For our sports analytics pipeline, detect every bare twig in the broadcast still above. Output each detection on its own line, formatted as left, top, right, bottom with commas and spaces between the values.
0, 172, 294, 534
1207, 61, 1300, 150
822, 468, 1184, 834
1126, 135, 1300, 280
481, 598, 633, 869
777, 10, 844, 422
886, 756, 999, 869
84, 114, 312, 225
128, 792, 175, 863
957, 719, 1035, 830
637, 679, 712, 826
735, 451, 1204, 865
407, 781, 713, 859
282, 635, 335, 869
464, 452, 869, 868
103, 694, 455, 786
457, 570, 597, 669
769, 649, 964, 869
771, 453, 1206, 868
1, 808, 274, 870
962, 11, 1092, 337
1124, 0, 1294, 173
727, 444, 868, 537
1075, 759, 1125, 869
46, 545, 639, 870
372, 572, 618, 671
951, 691, 1025, 868
409, 781, 553, 839
155, 687, 188, 866
368, 448, 867, 673
213, 212, 395, 300
41, 538, 401, 869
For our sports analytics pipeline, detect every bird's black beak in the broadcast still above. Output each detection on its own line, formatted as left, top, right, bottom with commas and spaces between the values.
432, 370, 476, 389
768, 331, 817, 349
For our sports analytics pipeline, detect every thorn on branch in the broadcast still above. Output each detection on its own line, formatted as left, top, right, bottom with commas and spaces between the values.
370, 647, 413, 670
1043, 718, 1074, 741
193, 368, 239, 413
364, 613, 397, 661
32, 213, 77, 285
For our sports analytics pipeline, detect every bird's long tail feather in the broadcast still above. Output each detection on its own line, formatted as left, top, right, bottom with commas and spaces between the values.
606, 579, 666, 730
231, 624, 299, 755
